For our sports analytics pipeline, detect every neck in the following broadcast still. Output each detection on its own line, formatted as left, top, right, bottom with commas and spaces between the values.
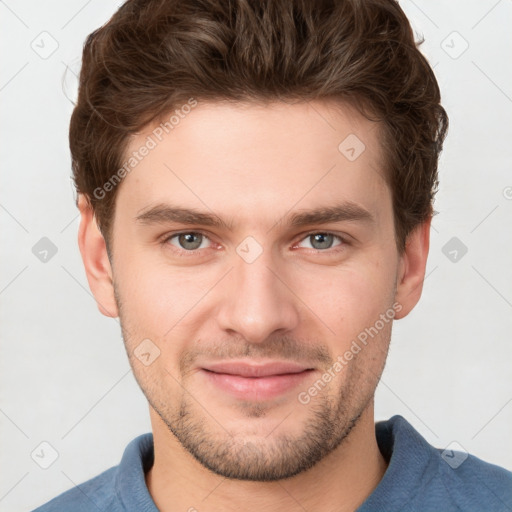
145, 401, 388, 512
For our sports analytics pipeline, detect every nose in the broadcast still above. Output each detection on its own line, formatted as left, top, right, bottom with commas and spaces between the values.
215, 246, 301, 344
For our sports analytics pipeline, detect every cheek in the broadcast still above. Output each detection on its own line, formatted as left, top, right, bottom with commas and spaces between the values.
115, 254, 218, 359
292, 255, 397, 340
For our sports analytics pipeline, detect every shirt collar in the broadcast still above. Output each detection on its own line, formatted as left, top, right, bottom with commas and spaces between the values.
357, 414, 438, 511
115, 432, 159, 511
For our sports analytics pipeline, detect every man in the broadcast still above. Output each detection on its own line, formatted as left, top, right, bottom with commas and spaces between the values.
33, 0, 512, 511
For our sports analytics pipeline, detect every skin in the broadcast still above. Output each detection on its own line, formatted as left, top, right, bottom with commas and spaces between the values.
78, 99, 430, 512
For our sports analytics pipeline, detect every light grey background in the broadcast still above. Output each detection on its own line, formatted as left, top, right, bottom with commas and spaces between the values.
1, 1, 511, 510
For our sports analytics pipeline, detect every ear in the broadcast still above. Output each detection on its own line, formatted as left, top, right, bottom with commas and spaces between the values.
77, 194, 119, 318
394, 216, 431, 320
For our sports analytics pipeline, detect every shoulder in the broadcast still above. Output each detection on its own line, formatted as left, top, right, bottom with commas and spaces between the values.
435, 448, 512, 511
366, 415, 512, 512
31, 466, 119, 512
31, 433, 155, 512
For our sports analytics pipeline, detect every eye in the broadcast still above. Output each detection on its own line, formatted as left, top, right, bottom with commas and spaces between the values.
161, 230, 347, 257
165, 232, 212, 251
296, 232, 344, 251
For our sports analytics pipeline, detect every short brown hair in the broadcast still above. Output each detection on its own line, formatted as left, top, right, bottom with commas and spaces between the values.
70, 0, 448, 254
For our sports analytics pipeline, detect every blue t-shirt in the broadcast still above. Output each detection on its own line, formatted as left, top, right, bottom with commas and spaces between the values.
32, 415, 512, 511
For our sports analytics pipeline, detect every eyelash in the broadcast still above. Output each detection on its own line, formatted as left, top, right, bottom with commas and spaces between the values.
160, 230, 349, 257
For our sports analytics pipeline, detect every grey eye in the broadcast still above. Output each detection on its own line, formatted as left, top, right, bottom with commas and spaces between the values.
171, 232, 208, 251
298, 233, 342, 250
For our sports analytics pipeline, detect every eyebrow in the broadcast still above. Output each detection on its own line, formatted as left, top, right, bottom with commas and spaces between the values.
134, 201, 374, 230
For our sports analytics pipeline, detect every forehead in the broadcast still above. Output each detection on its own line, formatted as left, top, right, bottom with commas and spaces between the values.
116, 100, 389, 228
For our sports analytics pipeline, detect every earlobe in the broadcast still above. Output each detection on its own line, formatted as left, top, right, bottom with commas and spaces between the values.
77, 194, 119, 318
393, 217, 431, 320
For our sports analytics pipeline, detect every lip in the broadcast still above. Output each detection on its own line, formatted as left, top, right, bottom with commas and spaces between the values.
200, 360, 315, 401
201, 360, 313, 377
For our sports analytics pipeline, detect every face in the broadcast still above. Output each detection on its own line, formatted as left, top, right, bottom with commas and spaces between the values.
81, 99, 428, 481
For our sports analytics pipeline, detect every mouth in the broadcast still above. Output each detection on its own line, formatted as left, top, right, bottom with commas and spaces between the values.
200, 360, 316, 401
